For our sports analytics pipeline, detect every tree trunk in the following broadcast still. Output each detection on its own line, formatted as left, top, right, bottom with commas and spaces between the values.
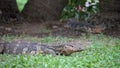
22, 0, 68, 22
0, 0, 68, 23
0, 0, 19, 23
88, 0, 120, 29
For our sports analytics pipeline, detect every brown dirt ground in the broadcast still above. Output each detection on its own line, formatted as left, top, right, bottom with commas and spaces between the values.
0, 21, 120, 38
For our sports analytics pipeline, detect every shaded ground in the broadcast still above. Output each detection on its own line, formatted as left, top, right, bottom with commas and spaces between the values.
0, 21, 120, 38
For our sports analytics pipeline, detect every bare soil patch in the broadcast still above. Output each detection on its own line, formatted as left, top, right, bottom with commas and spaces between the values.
0, 21, 120, 38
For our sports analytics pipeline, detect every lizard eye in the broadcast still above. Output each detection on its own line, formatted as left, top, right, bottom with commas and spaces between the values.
56, 52, 59, 55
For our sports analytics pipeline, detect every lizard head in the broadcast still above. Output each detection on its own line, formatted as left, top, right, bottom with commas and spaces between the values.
61, 44, 83, 56
90, 23, 106, 34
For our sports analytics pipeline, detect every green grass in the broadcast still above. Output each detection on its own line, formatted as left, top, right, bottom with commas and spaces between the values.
1, 35, 74, 44
0, 34, 120, 68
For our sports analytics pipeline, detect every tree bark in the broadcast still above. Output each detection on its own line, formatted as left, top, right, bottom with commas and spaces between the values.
0, 0, 68, 22
0, 0, 19, 23
22, 0, 68, 22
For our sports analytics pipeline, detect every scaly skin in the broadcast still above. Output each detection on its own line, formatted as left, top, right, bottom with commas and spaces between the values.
64, 21, 105, 33
0, 40, 83, 56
